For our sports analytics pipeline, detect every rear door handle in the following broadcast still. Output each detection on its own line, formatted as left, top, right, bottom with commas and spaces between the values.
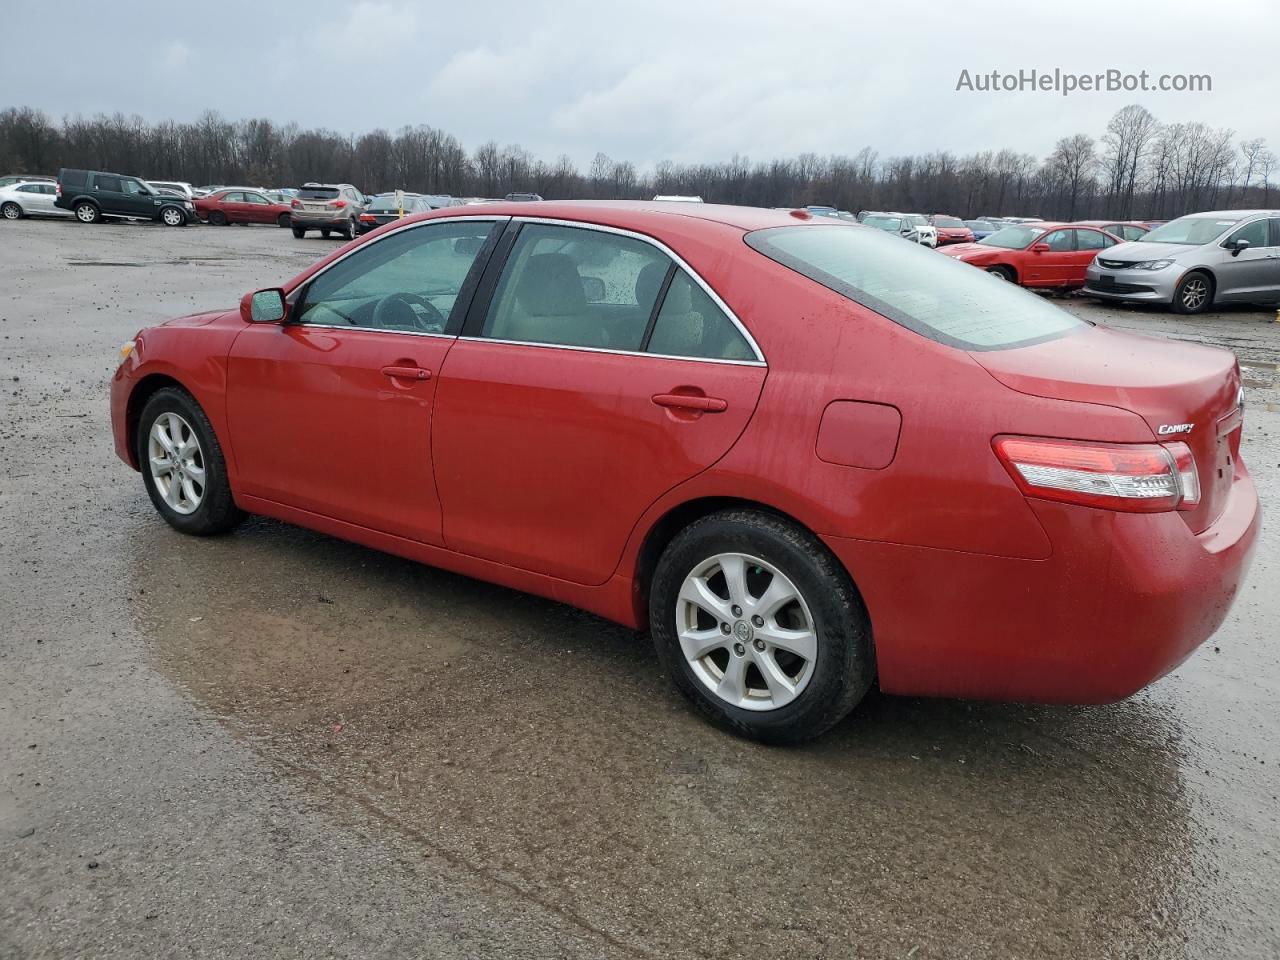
651, 393, 728, 413
381, 365, 431, 381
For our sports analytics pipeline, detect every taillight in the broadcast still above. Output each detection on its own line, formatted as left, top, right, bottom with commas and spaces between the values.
56, 183, 62, 197
291, 198, 301, 208
330, 199, 346, 209
359, 213, 376, 222
994, 436, 1200, 513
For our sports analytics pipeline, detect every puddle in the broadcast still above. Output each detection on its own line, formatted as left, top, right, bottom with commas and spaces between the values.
123, 513, 1210, 957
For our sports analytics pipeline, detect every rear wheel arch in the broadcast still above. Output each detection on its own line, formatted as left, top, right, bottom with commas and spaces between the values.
631, 496, 868, 630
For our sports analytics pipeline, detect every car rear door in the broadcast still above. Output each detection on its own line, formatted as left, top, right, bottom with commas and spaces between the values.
431, 219, 768, 586
1070, 228, 1114, 284
225, 217, 504, 544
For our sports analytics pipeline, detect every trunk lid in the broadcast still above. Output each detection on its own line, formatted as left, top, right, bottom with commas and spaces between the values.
972, 325, 1242, 532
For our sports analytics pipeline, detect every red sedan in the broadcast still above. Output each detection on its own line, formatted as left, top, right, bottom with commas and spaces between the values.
930, 214, 975, 245
938, 222, 1120, 289
108, 203, 1259, 743
194, 189, 293, 227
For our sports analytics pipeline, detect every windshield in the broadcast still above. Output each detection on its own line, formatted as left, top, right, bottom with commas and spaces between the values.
933, 216, 965, 228
980, 226, 1041, 249
1142, 215, 1240, 245
744, 225, 1085, 350
864, 216, 902, 231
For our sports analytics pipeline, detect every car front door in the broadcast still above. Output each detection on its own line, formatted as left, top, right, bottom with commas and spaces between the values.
121, 177, 159, 217
1214, 218, 1278, 301
1020, 228, 1076, 286
432, 220, 768, 585
225, 217, 503, 544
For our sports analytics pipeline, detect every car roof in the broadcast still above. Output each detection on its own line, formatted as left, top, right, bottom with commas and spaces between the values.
1175, 209, 1280, 219
408, 199, 842, 233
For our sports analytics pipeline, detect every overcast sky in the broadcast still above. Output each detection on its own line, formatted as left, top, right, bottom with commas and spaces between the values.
3, 0, 1275, 169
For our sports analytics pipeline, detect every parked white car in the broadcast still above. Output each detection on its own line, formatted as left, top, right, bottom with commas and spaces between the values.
147, 180, 199, 200
0, 181, 72, 220
902, 213, 938, 247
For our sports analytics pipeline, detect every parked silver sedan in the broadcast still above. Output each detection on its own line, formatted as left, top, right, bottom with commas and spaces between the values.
1083, 209, 1280, 314
0, 181, 72, 220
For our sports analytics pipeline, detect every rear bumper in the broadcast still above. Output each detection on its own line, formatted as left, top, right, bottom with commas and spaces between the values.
823, 468, 1260, 703
291, 211, 352, 228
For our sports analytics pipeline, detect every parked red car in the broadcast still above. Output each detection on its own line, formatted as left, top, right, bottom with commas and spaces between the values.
109, 203, 1259, 743
194, 189, 293, 227
938, 222, 1120, 289
929, 214, 975, 245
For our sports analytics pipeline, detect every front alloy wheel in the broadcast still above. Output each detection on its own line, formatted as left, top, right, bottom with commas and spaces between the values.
677, 553, 816, 710
148, 412, 205, 515
161, 207, 185, 226
2, 202, 21, 220
1173, 272, 1211, 315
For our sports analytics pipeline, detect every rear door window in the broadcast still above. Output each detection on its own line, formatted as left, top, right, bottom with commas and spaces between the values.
646, 270, 755, 361
1075, 229, 1111, 250
745, 224, 1085, 351
481, 223, 670, 351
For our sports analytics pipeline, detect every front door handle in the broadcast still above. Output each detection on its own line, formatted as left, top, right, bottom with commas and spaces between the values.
652, 393, 728, 413
381, 365, 431, 381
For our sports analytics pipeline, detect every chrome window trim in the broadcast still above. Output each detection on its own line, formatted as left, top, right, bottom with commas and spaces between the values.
456, 335, 766, 367
292, 323, 456, 340
492, 215, 767, 365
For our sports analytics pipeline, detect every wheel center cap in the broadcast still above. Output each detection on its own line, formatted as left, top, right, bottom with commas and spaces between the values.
733, 620, 753, 643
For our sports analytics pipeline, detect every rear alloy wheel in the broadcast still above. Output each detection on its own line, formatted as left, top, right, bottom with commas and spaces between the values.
1, 202, 21, 220
138, 387, 244, 535
650, 509, 874, 744
344, 217, 357, 240
208, 210, 227, 226
1172, 271, 1212, 315
987, 265, 1015, 282
277, 212, 291, 228
160, 206, 186, 227
74, 202, 100, 223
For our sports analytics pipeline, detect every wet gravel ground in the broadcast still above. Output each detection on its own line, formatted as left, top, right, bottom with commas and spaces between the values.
1, 218, 1278, 960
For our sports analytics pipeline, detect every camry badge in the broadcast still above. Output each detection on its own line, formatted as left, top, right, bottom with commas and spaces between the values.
1157, 423, 1194, 435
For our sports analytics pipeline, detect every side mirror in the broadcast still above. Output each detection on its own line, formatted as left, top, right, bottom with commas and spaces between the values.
241, 287, 288, 324
1230, 238, 1250, 256
581, 276, 605, 303
1031, 242, 1050, 253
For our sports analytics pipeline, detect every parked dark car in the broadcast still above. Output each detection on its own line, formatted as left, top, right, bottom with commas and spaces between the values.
55, 168, 193, 226
357, 194, 435, 234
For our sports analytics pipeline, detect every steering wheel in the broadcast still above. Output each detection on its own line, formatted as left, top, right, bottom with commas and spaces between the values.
370, 292, 446, 333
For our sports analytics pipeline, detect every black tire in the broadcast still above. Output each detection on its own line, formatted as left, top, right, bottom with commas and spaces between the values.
343, 217, 357, 240
160, 205, 186, 227
1, 201, 22, 220
208, 210, 227, 226
292, 225, 307, 238
137, 387, 245, 536
986, 265, 1016, 283
277, 212, 291, 228
74, 201, 100, 224
649, 509, 874, 744
320, 227, 331, 239
1172, 271, 1213, 315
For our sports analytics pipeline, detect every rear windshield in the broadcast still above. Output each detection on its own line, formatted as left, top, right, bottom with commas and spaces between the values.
933, 216, 965, 227
1142, 216, 1239, 245
299, 186, 340, 200
744, 225, 1085, 351
367, 200, 405, 212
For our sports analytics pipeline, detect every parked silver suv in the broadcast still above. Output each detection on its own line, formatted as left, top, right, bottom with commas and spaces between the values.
1083, 209, 1280, 314
289, 183, 366, 240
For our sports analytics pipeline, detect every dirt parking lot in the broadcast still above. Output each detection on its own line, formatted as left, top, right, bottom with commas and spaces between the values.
2, 218, 1278, 960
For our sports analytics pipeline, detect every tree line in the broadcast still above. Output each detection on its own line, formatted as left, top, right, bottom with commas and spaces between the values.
0, 103, 1274, 220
